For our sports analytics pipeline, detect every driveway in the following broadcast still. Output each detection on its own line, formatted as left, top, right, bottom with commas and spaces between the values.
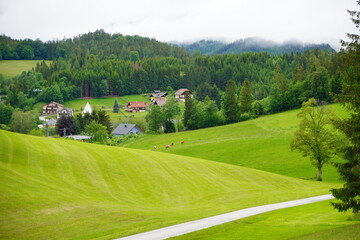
115, 194, 334, 240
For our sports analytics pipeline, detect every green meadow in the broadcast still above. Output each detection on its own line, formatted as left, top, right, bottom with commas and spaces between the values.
122, 104, 348, 182
64, 95, 150, 111
0, 60, 52, 79
0, 130, 339, 239
170, 201, 360, 240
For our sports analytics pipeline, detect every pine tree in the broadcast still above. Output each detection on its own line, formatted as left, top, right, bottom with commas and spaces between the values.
183, 92, 193, 127
113, 99, 119, 113
239, 79, 253, 113
222, 80, 240, 123
331, 1, 360, 213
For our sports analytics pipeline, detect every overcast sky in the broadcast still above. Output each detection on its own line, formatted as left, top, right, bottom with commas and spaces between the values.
0, 0, 358, 50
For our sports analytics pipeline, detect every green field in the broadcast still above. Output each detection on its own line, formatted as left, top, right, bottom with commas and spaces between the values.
0, 60, 52, 79
0, 130, 340, 239
122, 104, 348, 182
170, 201, 360, 240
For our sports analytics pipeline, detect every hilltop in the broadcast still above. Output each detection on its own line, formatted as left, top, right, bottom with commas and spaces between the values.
0, 129, 337, 239
179, 37, 334, 55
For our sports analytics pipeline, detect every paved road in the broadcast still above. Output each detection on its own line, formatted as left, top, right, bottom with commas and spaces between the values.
115, 194, 334, 240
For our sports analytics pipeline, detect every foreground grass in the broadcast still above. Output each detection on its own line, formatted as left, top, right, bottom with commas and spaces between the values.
291, 223, 360, 240
123, 104, 348, 182
0, 130, 339, 239
0, 60, 52, 78
170, 201, 359, 240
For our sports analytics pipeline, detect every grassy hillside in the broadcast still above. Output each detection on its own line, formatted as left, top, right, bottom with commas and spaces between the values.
170, 201, 360, 240
122, 104, 348, 182
0, 60, 52, 79
0, 130, 339, 239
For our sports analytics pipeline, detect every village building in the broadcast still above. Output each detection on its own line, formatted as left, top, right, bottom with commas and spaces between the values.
152, 97, 167, 107
57, 108, 74, 119
111, 124, 143, 137
149, 90, 168, 101
46, 118, 57, 127
126, 101, 148, 112
82, 102, 93, 115
38, 118, 57, 129
42, 102, 64, 115
175, 89, 193, 102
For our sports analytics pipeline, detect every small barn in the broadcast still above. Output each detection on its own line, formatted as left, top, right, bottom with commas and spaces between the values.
42, 102, 64, 115
175, 89, 193, 102
126, 101, 148, 112
46, 118, 57, 126
38, 118, 57, 129
111, 124, 143, 137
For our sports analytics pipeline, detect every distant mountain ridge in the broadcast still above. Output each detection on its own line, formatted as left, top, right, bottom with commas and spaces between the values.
178, 37, 334, 55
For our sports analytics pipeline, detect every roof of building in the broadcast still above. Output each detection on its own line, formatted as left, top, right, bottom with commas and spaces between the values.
153, 98, 167, 106
175, 88, 191, 95
111, 124, 142, 135
150, 92, 168, 98
82, 102, 93, 115
43, 102, 64, 108
57, 108, 73, 113
128, 101, 148, 108
46, 118, 57, 126
66, 135, 92, 140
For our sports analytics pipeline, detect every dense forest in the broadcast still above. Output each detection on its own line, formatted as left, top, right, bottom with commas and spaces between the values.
0, 30, 344, 118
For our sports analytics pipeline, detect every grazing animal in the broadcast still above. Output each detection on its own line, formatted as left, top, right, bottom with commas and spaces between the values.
171, 142, 174, 146
181, 141, 185, 144
153, 146, 157, 150
165, 145, 171, 149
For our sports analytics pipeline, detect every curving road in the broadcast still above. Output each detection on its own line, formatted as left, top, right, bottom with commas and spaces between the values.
115, 194, 334, 240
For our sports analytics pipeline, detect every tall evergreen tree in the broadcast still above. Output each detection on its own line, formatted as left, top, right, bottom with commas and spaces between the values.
222, 80, 240, 123
239, 79, 253, 113
113, 99, 119, 113
183, 92, 193, 127
331, 1, 360, 213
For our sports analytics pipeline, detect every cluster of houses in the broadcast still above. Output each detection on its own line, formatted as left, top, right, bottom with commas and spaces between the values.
39, 88, 192, 139
125, 88, 192, 113
40, 102, 93, 128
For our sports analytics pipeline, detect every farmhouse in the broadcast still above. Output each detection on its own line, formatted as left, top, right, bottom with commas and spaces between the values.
57, 108, 73, 119
175, 89, 192, 102
126, 101, 148, 112
149, 90, 168, 101
42, 102, 64, 115
111, 124, 143, 137
153, 97, 167, 107
82, 102, 93, 115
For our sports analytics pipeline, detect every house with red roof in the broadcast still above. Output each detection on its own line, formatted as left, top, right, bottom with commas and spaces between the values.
126, 101, 148, 112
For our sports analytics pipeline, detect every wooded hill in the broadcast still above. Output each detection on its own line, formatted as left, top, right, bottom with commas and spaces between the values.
0, 29, 189, 61
179, 38, 334, 55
